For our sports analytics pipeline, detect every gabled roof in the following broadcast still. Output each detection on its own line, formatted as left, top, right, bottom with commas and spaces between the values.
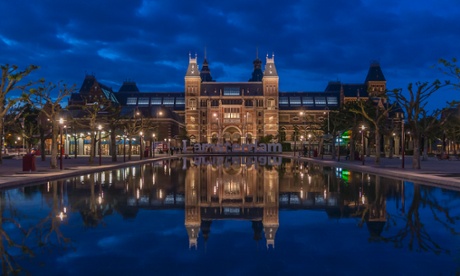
342, 84, 368, 98
119, 81, 140, 93
365, 62, 386, 82
324, 81, 368, 98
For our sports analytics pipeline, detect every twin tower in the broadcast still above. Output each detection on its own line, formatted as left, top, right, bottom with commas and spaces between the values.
184, 53, 280, 144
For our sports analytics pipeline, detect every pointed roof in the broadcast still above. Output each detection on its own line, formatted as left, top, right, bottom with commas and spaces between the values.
119, 80, 139, 93
185, 53, 200, 77
200, 58, 214, 82
263, 54, 278, 77
249, 57, 263, 82
365, 62, 386, 82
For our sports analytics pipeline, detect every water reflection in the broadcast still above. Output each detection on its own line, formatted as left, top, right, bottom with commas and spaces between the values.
1, 156, 459, 274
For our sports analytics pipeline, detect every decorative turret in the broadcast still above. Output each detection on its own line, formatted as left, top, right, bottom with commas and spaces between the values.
263, 53, 278, 77
185, 53, 200, 77
249, 50, 263, 81
200, 58, 214, 82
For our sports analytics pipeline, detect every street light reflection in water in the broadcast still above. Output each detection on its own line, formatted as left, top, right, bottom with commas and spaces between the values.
1, 157, 459, 275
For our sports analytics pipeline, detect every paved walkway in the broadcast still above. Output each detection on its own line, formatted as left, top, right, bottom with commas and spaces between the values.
0, 153, 459, 189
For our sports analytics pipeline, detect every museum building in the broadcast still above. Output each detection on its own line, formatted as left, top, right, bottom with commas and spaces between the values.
67, 53, 386, 155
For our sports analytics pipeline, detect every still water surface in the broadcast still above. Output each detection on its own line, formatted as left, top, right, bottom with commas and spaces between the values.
1, 156, 459, 275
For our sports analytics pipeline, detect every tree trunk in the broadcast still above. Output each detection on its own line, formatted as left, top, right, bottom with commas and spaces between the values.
422, 138, 429, 161
349, 136, 355, 161
111, 129, 117, 162
40, 127, 46, 161
374, 129, 381, 165
50, 123, 58, 169
331, 133, 337, 160
128, 139, 133, 161
89, 134, 95, 165
412, 137, 421, 169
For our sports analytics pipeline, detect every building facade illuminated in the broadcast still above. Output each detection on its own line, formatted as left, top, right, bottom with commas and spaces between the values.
67, 52, 387, 155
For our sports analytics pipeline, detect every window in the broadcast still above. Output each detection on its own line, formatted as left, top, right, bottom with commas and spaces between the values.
151, 97, 162, 105
163, 97, 174, 106
315, 97, 326, 105
290, 97, 301, 106
267, 98, 276, 108
138, 97, 149, 106
224, 87, 240, 96
127, 97, 137, 105
279, 97, 289, 105
327, 97, 338, 106
302, 97, 314, 106
189, 99, 196, 110
176, 97, 185, 105
224, 108, 240, 119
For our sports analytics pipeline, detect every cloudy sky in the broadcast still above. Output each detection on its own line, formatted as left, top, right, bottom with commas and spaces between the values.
1, 0, 459, 110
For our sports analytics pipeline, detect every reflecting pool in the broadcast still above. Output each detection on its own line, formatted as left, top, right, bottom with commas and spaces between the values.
1, 156, 459, 275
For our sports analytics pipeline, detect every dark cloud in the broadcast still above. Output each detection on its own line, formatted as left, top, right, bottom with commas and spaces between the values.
0, 0, 458, 109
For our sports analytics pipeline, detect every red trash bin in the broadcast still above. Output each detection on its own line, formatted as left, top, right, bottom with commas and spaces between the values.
22, 154, 31, 171
30, 154, 36, 171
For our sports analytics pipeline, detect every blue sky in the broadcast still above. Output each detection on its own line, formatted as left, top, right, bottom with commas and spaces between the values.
1, 0, 459, 110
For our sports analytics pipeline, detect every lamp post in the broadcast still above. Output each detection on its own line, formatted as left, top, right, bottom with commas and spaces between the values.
168, 138, 171, 155
152, 133, 156, 158
213, 113, 221, 144
300, 135, 304, 157
98, 125, 102, 166
64, 125, 67, 158
123, 134, 126, 163
139, 131, 143, 160
59, 118, 64, 170
308, 134, 312, 157
361, 125, 365, 165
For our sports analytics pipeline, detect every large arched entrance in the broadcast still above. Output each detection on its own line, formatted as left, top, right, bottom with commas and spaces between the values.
222, 126, 242, 144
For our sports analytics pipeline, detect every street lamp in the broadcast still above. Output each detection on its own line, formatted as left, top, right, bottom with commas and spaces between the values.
139, 131, 143, 160
213, 113, 221, 144
123, 134, 126, 162
98, 125, 102, 166
308, 134, 312, 158
300, 135, 304, 157
168, 138, 171, 155
59, 118, 64, 170
361, 125, 365, 165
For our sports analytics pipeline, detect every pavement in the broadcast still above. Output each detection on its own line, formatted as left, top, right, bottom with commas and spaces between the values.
0, 153, 459, 190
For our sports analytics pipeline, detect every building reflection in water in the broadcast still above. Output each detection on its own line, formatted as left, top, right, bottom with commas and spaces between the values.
42, 157, 395, 249
7, 157, 460, 274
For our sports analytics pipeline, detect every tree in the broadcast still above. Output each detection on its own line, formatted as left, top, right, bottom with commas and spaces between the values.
353, 99, 394, 165
389, 80, 449, 169
28, 82, 75, 169
67, 92, 117, 164
0, 64, 39, 164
